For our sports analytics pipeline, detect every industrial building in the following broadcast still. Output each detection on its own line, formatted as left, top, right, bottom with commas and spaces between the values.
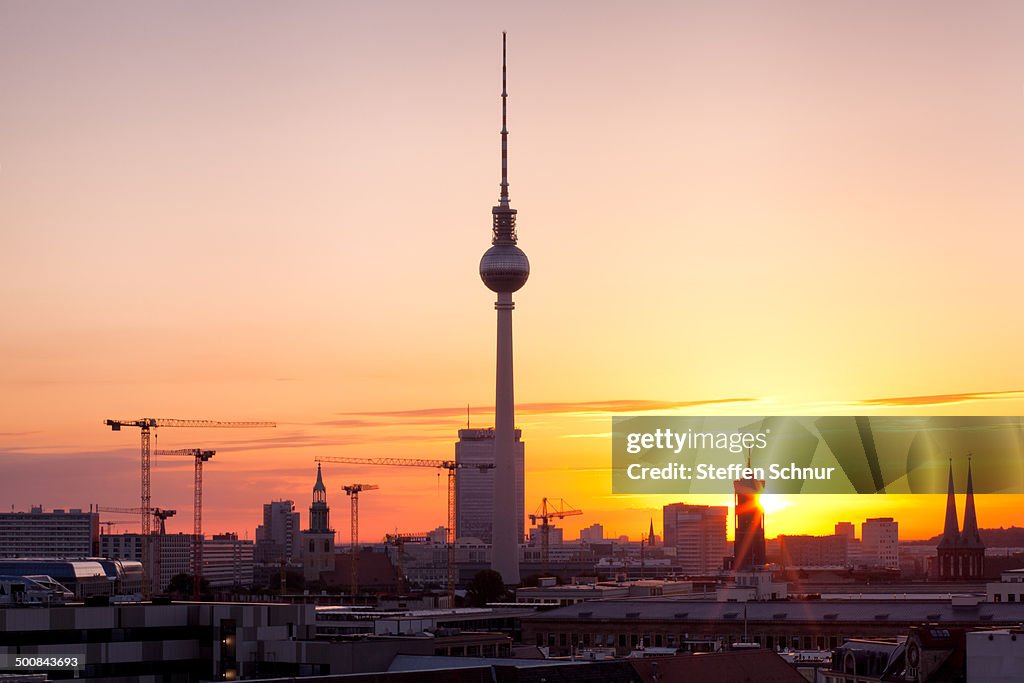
0, 558, 143, 599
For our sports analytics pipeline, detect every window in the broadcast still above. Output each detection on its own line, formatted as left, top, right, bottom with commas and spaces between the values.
309, 540, 314, 552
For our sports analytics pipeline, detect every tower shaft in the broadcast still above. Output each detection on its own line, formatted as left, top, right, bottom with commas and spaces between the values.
491, 292, 520, 583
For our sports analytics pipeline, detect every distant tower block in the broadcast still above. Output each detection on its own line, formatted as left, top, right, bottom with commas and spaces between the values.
454, 428, 524, 544
480, 33, 529, 585
733, 453, 766, 571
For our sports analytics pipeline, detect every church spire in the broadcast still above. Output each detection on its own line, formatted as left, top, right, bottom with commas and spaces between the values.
960, 457, 984, 548
938, 460, 960, 549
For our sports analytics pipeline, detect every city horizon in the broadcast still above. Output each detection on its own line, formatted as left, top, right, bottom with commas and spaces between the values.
4, 1, 1024, 558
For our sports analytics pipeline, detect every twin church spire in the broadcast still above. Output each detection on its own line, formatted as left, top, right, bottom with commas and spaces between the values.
936, 458, 985, 579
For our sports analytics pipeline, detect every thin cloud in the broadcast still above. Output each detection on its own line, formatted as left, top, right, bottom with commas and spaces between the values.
859, 389, 1024, 407
342, 397, 757, 420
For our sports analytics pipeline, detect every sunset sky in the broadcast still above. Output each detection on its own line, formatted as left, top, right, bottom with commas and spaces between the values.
2, 2, 1024, 545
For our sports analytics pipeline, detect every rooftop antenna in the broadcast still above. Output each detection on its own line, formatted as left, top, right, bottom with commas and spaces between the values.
467, 404, 471, 430
499, 31, 509, 207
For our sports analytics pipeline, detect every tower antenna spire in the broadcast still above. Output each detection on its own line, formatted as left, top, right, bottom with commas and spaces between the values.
500, 31, 509, 207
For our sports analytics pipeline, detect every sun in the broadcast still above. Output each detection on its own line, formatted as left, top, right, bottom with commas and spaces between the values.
758, 494, 791, 515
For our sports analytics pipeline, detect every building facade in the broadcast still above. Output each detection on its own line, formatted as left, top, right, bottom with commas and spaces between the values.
861, 518, 899, 569
99, 532, 191, 593
454, 428, 524, 544
256, 500, 301, 565
203, 533, 255, 588
0, 507, 99, 558
777, 534, 849, 568
662, 503, 728, 575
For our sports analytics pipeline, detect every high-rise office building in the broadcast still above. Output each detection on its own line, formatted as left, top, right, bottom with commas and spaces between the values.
861, 517, 899, 569
733, 462, 766, 570
0, 506, 99, 558
256, 500, 301, 564
454, 428, 524, 544
662, 503, 728, 575
301, 465, 336, 582
479, 34, 530, 585
579, 524, 604, 543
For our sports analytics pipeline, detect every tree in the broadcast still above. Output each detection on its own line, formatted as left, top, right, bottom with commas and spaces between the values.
166, 573, 210, 599
465, 569, 509, 606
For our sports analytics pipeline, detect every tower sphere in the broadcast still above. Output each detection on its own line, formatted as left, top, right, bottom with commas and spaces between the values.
480, 243, 530, 293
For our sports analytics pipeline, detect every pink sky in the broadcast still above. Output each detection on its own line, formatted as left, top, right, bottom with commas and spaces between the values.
2, 1, 1024, 542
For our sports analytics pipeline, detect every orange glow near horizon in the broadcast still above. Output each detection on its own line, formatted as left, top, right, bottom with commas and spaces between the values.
3, 2, 1024, 547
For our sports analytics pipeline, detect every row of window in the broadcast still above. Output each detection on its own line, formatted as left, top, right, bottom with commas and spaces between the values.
534, 630, 848, 653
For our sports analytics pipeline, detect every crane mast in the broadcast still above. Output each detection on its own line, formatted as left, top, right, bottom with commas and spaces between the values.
104, 418, 273, 597
317, 455, 494, 606
528, 498, 582, 577
154, 448, 215, 600
342, 484, 379, 597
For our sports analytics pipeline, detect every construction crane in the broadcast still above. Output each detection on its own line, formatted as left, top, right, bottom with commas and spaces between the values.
384, 532, 431, 591
342, 484, 379, 596
316, 455, 494, 604
99, 521, 121, 535
103, 418, 274, 538
96, 506, 176, 594
96, 506, 177, 534
104, 418, 270, 598
529, 498, 582, 576
154, 448, 214, 600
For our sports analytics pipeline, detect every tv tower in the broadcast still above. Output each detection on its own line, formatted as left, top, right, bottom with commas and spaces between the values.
480, 32, 529, 585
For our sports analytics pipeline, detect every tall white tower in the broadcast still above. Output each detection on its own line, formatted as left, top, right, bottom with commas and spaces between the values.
479, 33, 529, 585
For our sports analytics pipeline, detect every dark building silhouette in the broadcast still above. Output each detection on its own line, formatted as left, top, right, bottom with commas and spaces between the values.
733, 454, 766, 570
936, 460, 985, 579
302, 464, 336, 581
